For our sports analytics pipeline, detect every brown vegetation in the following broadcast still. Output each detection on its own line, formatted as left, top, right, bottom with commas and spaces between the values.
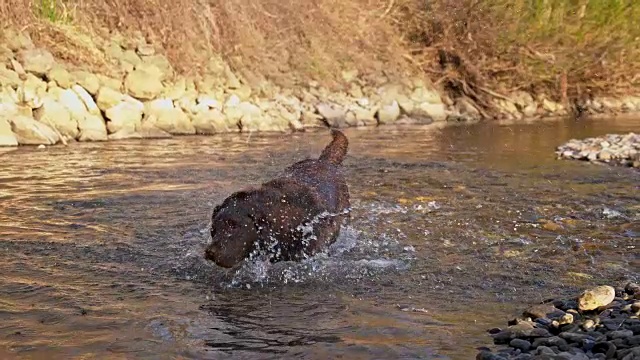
2, 0, 638, 101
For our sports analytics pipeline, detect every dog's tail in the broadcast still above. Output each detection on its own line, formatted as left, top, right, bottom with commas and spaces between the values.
318, 129, 348, 165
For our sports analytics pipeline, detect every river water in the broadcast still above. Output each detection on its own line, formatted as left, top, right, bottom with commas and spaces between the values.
1, 117, 638, 360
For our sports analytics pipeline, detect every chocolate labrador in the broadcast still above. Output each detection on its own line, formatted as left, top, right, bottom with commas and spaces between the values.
204, 129, 350, 268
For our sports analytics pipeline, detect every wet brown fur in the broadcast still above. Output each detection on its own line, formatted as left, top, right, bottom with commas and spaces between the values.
204, 129, 350, 268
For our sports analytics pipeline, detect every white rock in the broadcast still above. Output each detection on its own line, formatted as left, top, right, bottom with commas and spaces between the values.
96, 86, 125, 112
377, 100, 400, 124
77, 114, 108, 142
72, 85, 101, 115
72, 71, 100, 95
192, 109, 235, 134
144, 99, 195, 135
0, 118, 18, 146
105, 101, 143, 134
124, 68, 164, 100
58, 88, 88, 119
416, 102, 448, 122
8, 115, 60, 145
17, 48, 55, 76
33, 97, 78, 139
197, 95, 222, 110
224, 94, 241, 108
578, 285, 616, 311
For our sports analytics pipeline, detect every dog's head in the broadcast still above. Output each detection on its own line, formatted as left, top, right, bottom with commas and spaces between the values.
204, 192, 260, 268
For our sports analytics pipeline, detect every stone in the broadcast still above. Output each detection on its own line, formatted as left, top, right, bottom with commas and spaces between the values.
416, 102, 448, 122
139, 54, 173, 80
600, 97, 622, 111
124, 68, 164, 100
105, 101, 143, 134
0, 45, 12, 63
542, 98, 559, 113
195, 74, 222, 94
121, 49, 142, 67
57, 88, 106, 141
47, 65, 73, 89
316, 103, 346, 127
71, 85, 101, 115
58, 88, 88, 118
197, 95, 222, 110
377, 100, 400, 124
0, 87, 19, 104
16, 48, 55, 77
33, 97, 78, 139
348, 84, 364, 99
578, 285, 616, 311
7, 115, 60, 145
96, 74, 123, 90
123, 95, 144, 112
0, 118, 18, 146
145, 98, 174, 115
96, 86, 125, 112
532, 336, 569, 351
497, 99, 520, 116
352, 106, 377, 126
269, 103, 302, 130
301, 111, 325, 128
224, 94, 242, 108
136, 43, 155, 56
105, 42, 125, 60
523, 304, 562, 320
163, 77, 187, 100
411, 87, 441, 104
2, 29, 34, 52
176, 92, 199, 114
144, 100, 195, 135
107, 127, 142, 140
229, 84, 252, 101
138, 121, 172, 139
191, 109, 235, 134
509, 338, 531, 352
391, 94, 411, 114
242, 112, 289, 133
341, 69, 358, 83
236, 101, 260, 125
20, 73, 47, 108
224, 67, 241, 89
0, 66, 21, 87
9, 59, 26, 78
71, 71, 100, 95
77, 114, 108, 142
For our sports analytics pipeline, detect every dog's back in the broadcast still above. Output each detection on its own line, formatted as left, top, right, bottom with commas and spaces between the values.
206, 129, 351, 267
282, 129, 350, 214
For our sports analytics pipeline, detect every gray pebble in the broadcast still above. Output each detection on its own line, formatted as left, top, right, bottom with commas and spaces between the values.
509, 338, 531, 352
535, 345, 558, 356
609, 329, 634, 340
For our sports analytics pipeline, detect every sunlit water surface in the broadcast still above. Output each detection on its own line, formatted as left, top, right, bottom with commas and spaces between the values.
1, 117, 638, 359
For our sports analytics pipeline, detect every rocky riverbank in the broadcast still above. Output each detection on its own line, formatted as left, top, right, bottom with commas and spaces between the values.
476, 283, 640, 360
2, 28, 640, 147
556, 133, 640, 169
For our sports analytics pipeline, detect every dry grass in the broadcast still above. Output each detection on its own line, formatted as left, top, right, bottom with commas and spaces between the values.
1, 0, 638, 99
0, 0, 414, 88
392, 0, 640, 101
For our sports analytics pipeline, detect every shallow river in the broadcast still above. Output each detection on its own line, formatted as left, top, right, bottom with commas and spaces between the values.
1, 117, 639, 360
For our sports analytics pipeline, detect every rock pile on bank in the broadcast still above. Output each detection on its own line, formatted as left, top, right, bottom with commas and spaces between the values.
477, 283, 640, 360
0, 29, 459, 147
556, 133, 640, 168
2, 28, 640, 148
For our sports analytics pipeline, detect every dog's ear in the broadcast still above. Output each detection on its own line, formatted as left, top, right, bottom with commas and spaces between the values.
211, 189, 255, 218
